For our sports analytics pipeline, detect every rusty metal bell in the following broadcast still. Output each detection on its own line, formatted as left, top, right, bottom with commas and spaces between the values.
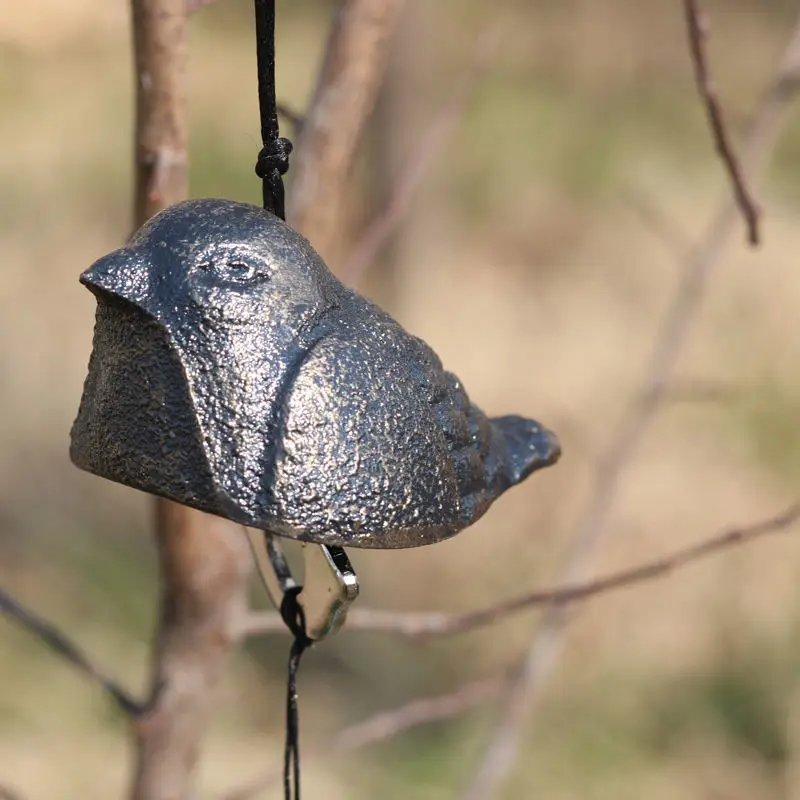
70, 198, 561, 551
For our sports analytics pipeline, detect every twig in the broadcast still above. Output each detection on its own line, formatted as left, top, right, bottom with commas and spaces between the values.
186, 0, 217, 12
340, 24, 502, 286
288, 0, 407, 263
0, 588, 142, 715
621, 184, 693, 263
277, 102, 305, 131
129, 3, 254, 799
222, 677, 502, 800
144, 147, 186, 205
683, 0, 760, 245
241, 503, 800, 639
663, 377, 738, 404
460, 10, 800, 800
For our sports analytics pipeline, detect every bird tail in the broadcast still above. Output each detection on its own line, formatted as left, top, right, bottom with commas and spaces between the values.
490, 414, 561, 488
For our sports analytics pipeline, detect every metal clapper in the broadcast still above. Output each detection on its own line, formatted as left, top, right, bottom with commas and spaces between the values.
248, 529, 359, 640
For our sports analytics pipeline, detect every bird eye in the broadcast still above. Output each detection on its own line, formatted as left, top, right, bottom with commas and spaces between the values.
195, 253, 271, 285
220, 261, 259, 282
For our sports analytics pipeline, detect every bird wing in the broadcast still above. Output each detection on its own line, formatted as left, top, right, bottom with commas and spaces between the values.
268, 309, 469, 548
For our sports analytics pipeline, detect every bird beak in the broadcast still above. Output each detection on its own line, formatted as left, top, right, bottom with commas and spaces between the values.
80, 249, 148, 307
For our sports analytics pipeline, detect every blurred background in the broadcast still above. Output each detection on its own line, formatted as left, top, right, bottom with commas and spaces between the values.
3, 0, 800, 797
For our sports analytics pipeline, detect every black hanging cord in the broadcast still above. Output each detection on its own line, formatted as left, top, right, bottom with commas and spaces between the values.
253, 0, 293, 219
253, 6, 306, 797
280, 586, 312, 800
253, 5, 305, 796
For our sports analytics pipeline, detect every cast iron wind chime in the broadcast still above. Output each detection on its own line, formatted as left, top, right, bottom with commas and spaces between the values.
69, 2, 561, 797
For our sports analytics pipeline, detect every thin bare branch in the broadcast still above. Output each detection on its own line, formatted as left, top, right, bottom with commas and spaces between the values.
0, 784, 26, 800
132, 0, 188, 227
277, 101, 305, 132
663, 377, 738, 404
0, 589, 141, 715
621, 184, 693, 263
288, 0, 407, 264
340, 24, 502, 286
222, 677, 502, 800
186, 0, 217, 12
242, 503, 800, 639
461, 11, 800, 800
683, 0, 760, 245
129, 3, 254, 799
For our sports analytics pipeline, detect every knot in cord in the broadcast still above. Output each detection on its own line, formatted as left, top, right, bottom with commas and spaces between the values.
255, 137, 292, 220
255, 136, 293, 181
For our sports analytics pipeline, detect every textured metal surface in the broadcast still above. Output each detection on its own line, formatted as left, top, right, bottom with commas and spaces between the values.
70, 198, 561, 548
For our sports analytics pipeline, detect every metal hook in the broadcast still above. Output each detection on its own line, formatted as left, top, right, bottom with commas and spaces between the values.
247, 529, 359, 640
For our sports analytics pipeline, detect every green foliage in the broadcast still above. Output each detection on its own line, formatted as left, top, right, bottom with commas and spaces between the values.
708, 368, 800, 486
648, 649, 792, 768
366, 715, 485, 800
58, 530, 157, 639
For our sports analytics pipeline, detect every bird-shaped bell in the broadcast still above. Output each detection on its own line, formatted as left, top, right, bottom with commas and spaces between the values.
71, 198, 560, 637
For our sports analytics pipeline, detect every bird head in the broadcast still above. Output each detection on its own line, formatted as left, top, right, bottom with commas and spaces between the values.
73, 198, 348, 522
80, 198, 343, 334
